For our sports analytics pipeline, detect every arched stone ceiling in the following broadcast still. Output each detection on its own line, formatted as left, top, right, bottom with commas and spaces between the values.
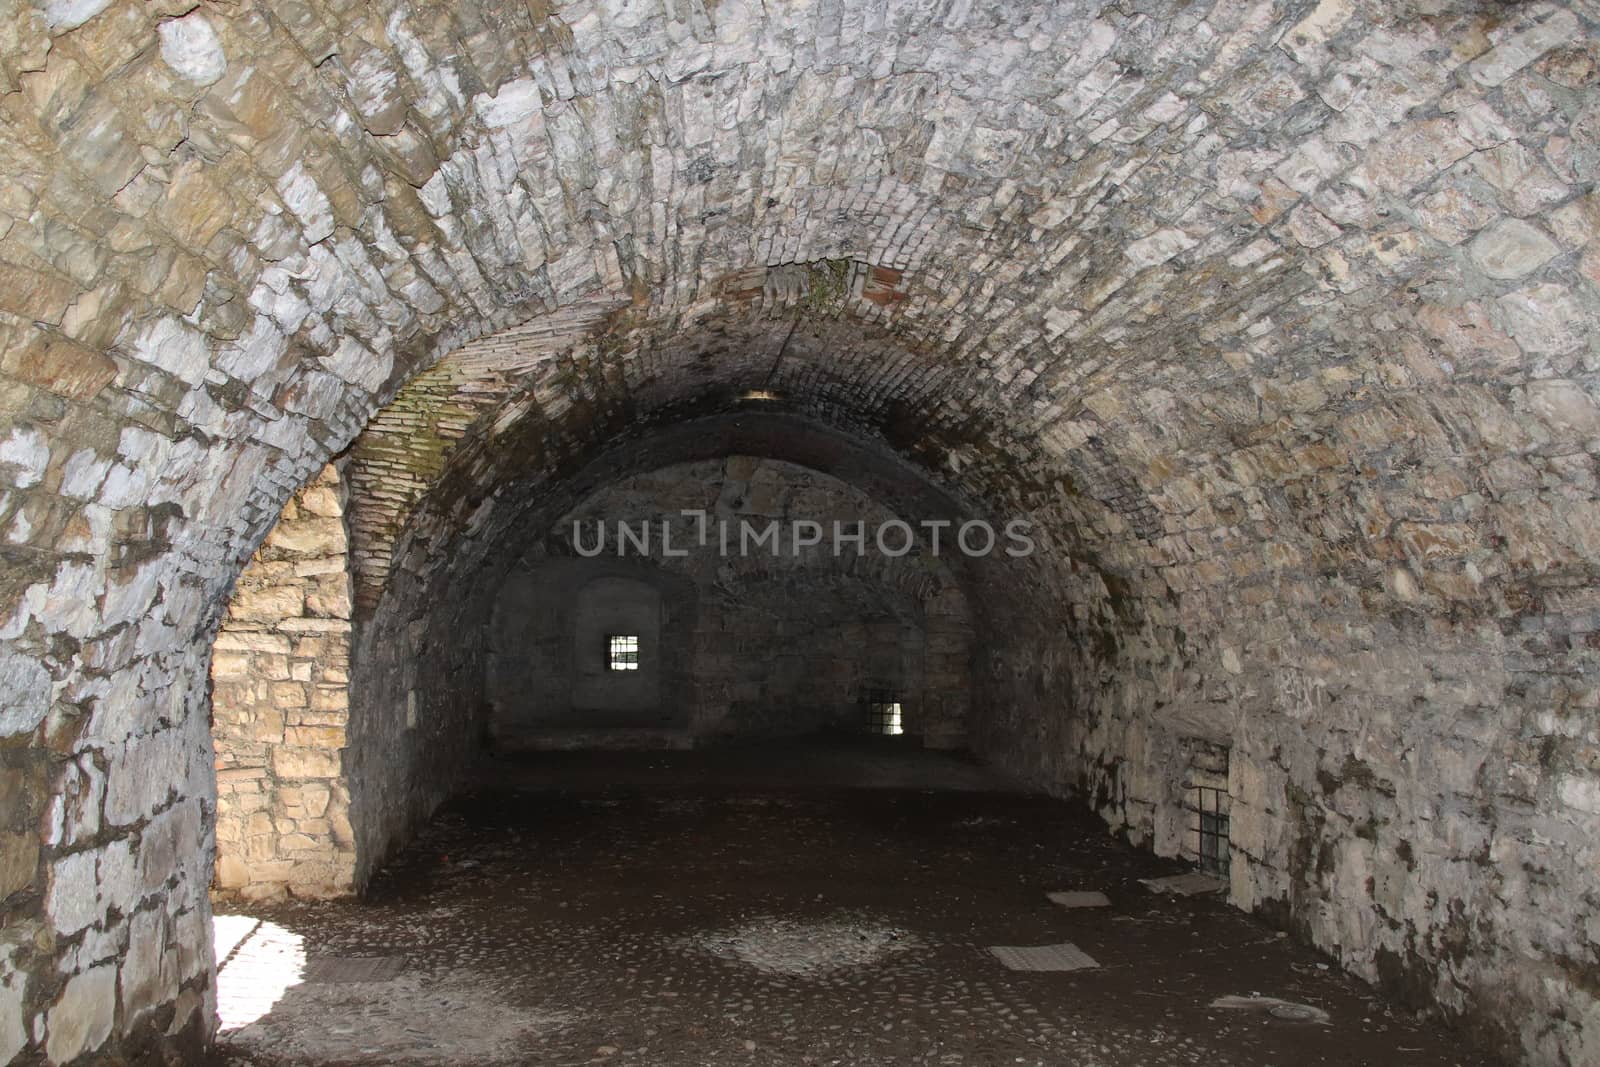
0, 1, 1597, 1062
238, 0, 1595, 660
359, 407, 1031, 629
341, 278, 1080, 614
3, 0, 1593, 621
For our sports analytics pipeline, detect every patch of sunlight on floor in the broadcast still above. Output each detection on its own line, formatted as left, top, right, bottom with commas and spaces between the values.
213, 914, 306, 1032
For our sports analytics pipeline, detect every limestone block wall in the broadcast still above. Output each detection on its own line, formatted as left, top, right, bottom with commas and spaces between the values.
484, 456, 975, 747
1, 1, 1596, 1063
491, 560, 695, 733
210, 465, 356, 901
970, 486, 1600, 1066
689, 591, 918, 739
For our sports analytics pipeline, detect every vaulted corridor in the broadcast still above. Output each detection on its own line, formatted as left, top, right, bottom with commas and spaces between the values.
1, 1, 1597, 1065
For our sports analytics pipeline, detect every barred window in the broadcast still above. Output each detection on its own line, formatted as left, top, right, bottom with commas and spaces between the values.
607, 635, 639, 671
864, 694, 903, 736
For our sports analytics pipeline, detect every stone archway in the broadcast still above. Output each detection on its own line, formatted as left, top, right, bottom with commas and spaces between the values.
0, 2, 1596, 1063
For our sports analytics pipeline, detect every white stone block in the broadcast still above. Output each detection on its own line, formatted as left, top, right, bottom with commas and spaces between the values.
47, 850, 99, 935
1525, 379, 1600, 438
1124, 227, 1196, 270
1557, 776, 1600, 815
276, 164, 335, 245
43, 0, 110, 31
158, 12, 227, 86
121, 909, 178, 1026
476, 78, 542, 128
0, 650, 51, 737
0, 942, 25, 1064
129, 317, 210, 388
103, 733, 186, 827
1471, 219, 1560, 281
45, 964, 115, 1065
0, 427, 48, 490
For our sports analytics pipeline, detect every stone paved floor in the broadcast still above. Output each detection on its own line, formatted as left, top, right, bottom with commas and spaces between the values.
215, 743, 1502, 1066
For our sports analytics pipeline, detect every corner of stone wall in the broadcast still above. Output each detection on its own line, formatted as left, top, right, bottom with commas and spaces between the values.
209, 465, 357, 902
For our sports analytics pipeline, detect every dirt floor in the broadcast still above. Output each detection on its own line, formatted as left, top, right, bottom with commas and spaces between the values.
214, 741, 1503, 1066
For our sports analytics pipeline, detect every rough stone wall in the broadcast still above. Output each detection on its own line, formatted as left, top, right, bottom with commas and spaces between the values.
1055, 586, 1600, 1065
209, 465, 355, 901
959, 457, 1600, 1065
0, 1, 1597, 1063
345, 561, 487, 890
486, 456, 974, 746
694, 586, 921, 739
492, 559, 694, 735
967, 467, 1600, 1064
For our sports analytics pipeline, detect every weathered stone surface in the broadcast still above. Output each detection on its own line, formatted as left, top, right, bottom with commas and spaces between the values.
1525, 379, 1600, 439
1470, 218, 1562, 280
45, 963, 115, 1064
0, 940, 25, 1064
46, 849, 98, 935
157, 11, 227, 86
7, 332, 118, 401
264, 517, 345, 555
212, 466, 355, 901
0, 833, 39, 901
42, 0, 111, 33
0, 262, 77, 324
0, 2, 1595, 1065
1498, 282, 1590, 355
0, 650, 52, 737
121, 907, 178, 1026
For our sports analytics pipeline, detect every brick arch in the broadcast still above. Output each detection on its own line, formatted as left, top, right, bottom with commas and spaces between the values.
340, 291, 1112, 618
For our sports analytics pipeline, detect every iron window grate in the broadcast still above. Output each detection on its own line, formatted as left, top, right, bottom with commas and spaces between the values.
863, 690, 903, 736
1189, 785, 1230, 877
607, 634, 639, 671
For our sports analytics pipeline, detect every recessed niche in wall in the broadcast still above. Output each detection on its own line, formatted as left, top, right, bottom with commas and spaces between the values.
1180, 739, 1231, 877
608, 634, 640, 671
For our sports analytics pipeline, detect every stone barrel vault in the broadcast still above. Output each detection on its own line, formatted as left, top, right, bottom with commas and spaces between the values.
0, 1, 1596, 1065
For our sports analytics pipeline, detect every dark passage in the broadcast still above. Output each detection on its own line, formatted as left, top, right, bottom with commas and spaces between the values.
215, 744, 1498, 1067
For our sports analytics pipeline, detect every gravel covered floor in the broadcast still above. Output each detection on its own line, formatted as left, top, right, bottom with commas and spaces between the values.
215, 744, 1500, 1066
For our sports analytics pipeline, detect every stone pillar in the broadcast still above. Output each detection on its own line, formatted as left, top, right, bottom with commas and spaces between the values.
209, 466, 356, 900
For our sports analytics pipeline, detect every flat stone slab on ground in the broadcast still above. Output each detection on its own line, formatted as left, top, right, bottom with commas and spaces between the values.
988, 942, 1100, 972
1046, 890, 1111, 909
1140, 873, 1227, 896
